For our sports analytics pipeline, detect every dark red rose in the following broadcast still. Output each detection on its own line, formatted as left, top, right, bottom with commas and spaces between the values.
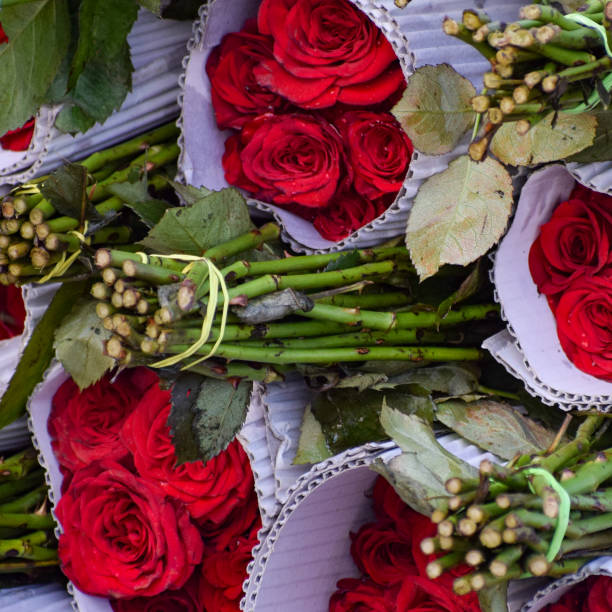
0, 118, 35, 151
554, 273, 612, 381
0, 23, 7, 44
329, 578, 397, 612
206, 20, 289, 130
48, 368, 158, 474
199, 522, 259, 612
540, 575, 596, 612
120, 384, 254, 525
396, 576, 480, 612
204, 487, 261, 551
255, 0, 405, 109
529, 185, 612, 296
335, 111, 412, 201
56, 461, 203, 599
350, 520, 417, 586
586, 575, 612, 612
313, 190, 384, 241
223, 113, 349, 208
111, 572, 202, 612
0, 285, 25, 340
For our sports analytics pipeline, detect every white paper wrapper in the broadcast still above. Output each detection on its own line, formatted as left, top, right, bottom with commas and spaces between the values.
178, 0, 527, 252
489, 164, 612, 410
522, 557, 612, 612
0, 583, 73, 612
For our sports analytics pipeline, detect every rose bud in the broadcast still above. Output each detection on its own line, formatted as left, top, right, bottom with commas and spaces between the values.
0, 285, 25, 340
0, 118, 35, 151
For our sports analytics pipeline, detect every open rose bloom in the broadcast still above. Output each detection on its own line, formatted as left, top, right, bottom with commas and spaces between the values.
492, 164, 612, 408
180, 0, 423, 251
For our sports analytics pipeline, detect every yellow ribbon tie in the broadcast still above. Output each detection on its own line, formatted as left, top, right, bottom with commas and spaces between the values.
36, 222, 91, 284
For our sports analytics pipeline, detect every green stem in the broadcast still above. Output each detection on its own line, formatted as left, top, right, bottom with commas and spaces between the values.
562, 449, 612, 495
0, 513, 55, 531
203, 223, 280, 262
476, 384, 521, 400
0, 486, 47, 514
560, 529, 612, 555
0, 472, 44, 502
314, 292, 412, 309
0, 559, 59, 573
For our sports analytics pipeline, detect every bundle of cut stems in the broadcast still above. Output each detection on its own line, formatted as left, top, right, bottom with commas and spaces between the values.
0, 123, 179, 285
444, 1, 612, 159
423, 414, 612, 594
93, 223, 500, 381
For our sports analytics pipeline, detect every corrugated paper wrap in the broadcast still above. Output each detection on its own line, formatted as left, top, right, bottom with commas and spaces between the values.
178, 0, 526, 252
485, 164, 612, 410
0, 10, 191, 185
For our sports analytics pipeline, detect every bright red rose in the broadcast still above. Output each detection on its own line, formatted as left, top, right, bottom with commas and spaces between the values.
529, 186, 612, 296
206, 20, 289, 130
223, 113, 349, 208
313, 190, 384, 241
329, 578, 397, 612
111, 572, 202, 612
48, 368, 158, 474
255, 0, 405, 109
56, 461, 203, 599
0, 285, 25, 340
0, 118, 35, 151
199, 522, 260, 612
554, 273, 612, 381
350, 520, 418, 586
120, 384, 254, 525
396, 576, 480, 612
335, 111, 412, 201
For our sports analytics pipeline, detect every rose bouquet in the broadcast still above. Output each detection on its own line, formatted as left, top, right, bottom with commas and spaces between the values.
529, 183, 612, 382
330, 476, 481, 612
47, 367, 261, 610
202, 0, 412, 243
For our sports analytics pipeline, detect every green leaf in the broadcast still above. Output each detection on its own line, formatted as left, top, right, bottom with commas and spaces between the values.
142, 188, 253, 255
436, 261, 482, 320
169, 375, 250, 464
391, 64, 476, 155
406, 155, 513, 280
169, 181, 212, 206
490, 112, 596, 166
54, 299, 115, 389
108, 182, 171, 228
435, 399, 556, 460
54, 104, 96, 134
567, 111, 612, 163
376, 364, 479, 396
294, 406, 332, 465
0, 281, 88, 429
40, 163, 99, 224
0, 0, 70, 135
335, 372, 389, 392
323, 250, 361, 272
137, 0, 170, 15
312, 388, 435, 454
375, 406, 476, 514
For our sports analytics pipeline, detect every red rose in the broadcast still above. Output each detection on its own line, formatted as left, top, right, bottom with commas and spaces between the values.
313, 190, 384, 241
56, 461, 203, 599
396, 576, 480, 612
199, 521, 259, 612
204, 488, 261, 551
350, 520, 418, 586
120, 384, 254, 525
206, 20, 289, 130
0, 118, 35, 151
586, 575, 612, 612
329, 578, 397, 612
48, 368, 158, 474
0, 285, 25, 340
554, 273, 612, 381
223, 113, 349, 208
255, 0, 405, 109
0, 23, 7, 44
111, 572, 202, 612
529, 186, 612, 296
335, 111, 412, 201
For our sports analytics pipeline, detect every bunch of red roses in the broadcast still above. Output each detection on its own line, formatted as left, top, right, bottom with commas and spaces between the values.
540, 574, 612, 612
207, 0, 413, 241
329, 477, 481, 612
48, 368, 260, 611
529, 184, 612, 382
